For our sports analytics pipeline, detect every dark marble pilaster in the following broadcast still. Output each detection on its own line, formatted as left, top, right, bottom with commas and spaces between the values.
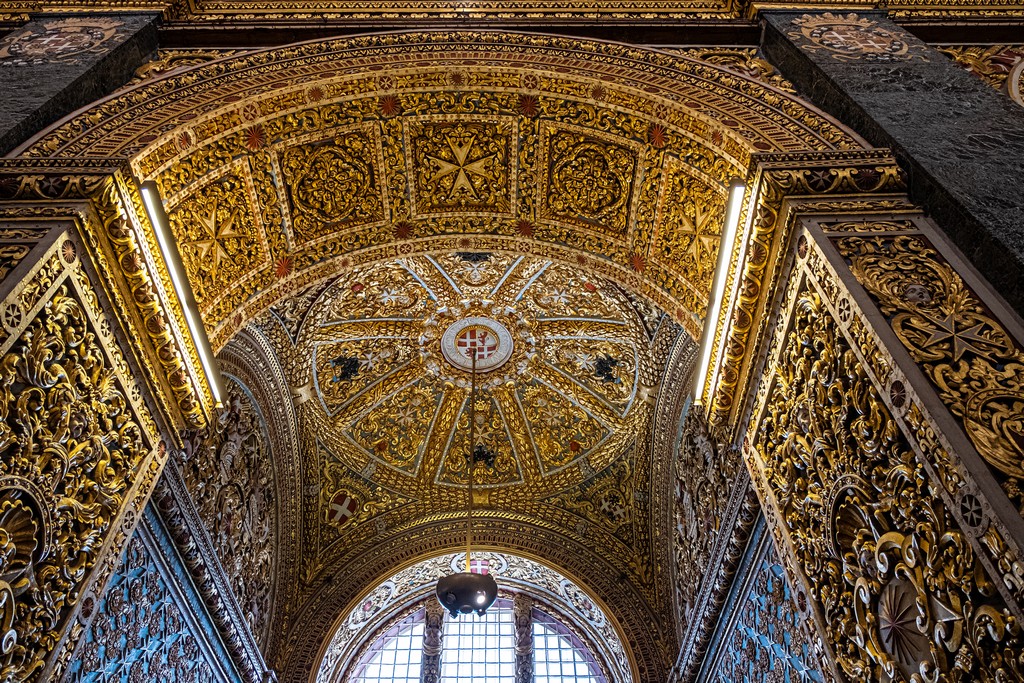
0, 13, 158, 156
761, 11, 1024, 315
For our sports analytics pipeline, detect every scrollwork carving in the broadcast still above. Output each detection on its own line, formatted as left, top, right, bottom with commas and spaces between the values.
0, 287, 148, 682
179, 377, 276, 647
674, 407, 740, 627
837, 234, 1024, 514
754, 287, 1024, 682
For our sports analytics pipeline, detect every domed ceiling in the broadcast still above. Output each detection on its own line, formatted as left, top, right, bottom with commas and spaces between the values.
247, 246, 694, 680
264, 252, 665, 517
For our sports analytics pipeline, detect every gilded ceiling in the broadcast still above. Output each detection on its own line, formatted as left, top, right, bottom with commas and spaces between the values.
14, 33, 861, 352
250, 251, 689, 678
268, 253, 661, 505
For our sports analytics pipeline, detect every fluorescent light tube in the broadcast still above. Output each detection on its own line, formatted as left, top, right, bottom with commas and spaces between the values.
139, 180, 224, 408
694, 182, 745, 406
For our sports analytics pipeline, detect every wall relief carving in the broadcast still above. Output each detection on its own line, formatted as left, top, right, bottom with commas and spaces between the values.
179, 376, 277, 648
0, 284, 151, 683
673, 408, 741, 628
706, 524, 825, 683
836, 233, 1024, 517
752, 284, 1024, 682
62, 508, 245, 683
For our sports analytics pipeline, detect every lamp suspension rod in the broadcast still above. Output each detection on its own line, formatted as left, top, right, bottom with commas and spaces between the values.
466, 348, 477, 573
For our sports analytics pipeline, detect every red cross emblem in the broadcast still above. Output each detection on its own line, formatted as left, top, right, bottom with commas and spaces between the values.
470, 559, 490, 575
328, 492, 358, 526
456, 326, 498, 360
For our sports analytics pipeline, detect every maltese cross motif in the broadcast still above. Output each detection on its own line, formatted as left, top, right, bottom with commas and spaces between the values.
188, 198, 242, 280
427, 135, 495, 199
915, 312, 993, 362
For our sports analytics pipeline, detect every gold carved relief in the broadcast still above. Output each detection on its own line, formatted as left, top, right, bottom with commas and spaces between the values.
409, 120, 514, 216
280, 131, 386, 243
653, 161, 726, 297
753, 285, 1024, 682
837, 233, 1024, 514
540, 126, 639, 236
167, 171, 266, 306
0, 286, 151, 682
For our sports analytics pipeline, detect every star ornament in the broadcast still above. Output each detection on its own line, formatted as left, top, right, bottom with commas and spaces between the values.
188, 198, 242, 280
917, 312, 994, 362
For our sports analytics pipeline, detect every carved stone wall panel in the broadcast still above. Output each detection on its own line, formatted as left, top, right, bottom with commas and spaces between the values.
744, 257, 1024, 682
697, 518, 826, 683
672, 408, 739, 633
61, 505, 246, 683
216, 328, 296, 666
831, 227, 1024, 520
0, 224, 166, 683
178, 374, 277, 649
669, 402, 761, 683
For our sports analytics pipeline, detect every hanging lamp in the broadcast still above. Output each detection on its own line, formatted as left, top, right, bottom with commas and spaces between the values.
435, 348, 498, 617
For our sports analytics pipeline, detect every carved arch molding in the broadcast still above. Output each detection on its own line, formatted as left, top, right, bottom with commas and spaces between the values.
0, 29, 950, 683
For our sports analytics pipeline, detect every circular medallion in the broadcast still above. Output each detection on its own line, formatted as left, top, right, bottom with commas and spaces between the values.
440, 317, 514, 372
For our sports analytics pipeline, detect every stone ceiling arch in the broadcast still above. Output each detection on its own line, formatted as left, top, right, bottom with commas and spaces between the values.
13, 31, 864, 349
5, 30, 867, 683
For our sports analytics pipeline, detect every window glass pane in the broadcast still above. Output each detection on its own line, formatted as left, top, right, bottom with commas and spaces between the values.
439, 604, 516, 683
533, 610, 604, 683
350, 613, 424, 683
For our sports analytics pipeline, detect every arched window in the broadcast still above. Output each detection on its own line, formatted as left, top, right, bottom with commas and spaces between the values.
349, 610, 425, 683
318, 553, 630, 683
346, 597, 609, 683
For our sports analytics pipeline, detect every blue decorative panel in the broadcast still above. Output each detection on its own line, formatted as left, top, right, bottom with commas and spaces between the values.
62, 504, 245, 683
700, 518, 826, 683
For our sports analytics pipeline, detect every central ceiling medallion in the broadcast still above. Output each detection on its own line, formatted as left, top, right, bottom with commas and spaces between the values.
440, 317, 514, 373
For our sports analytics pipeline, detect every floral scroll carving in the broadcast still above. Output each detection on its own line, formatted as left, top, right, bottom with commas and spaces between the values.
0, 288, 148, 682
179, 377, 276, 647
710, 531, 825, 683
754, 288, 1024, 682
61, 534, 215, 683
673, 408, 740, 627
837, 234, 1024, 515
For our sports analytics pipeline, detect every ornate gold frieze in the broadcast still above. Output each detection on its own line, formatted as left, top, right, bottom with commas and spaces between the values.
4, 0, 1022, 21
8, 33, 862, 349
663, 48, 796, 93
702, 150, 905, 430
